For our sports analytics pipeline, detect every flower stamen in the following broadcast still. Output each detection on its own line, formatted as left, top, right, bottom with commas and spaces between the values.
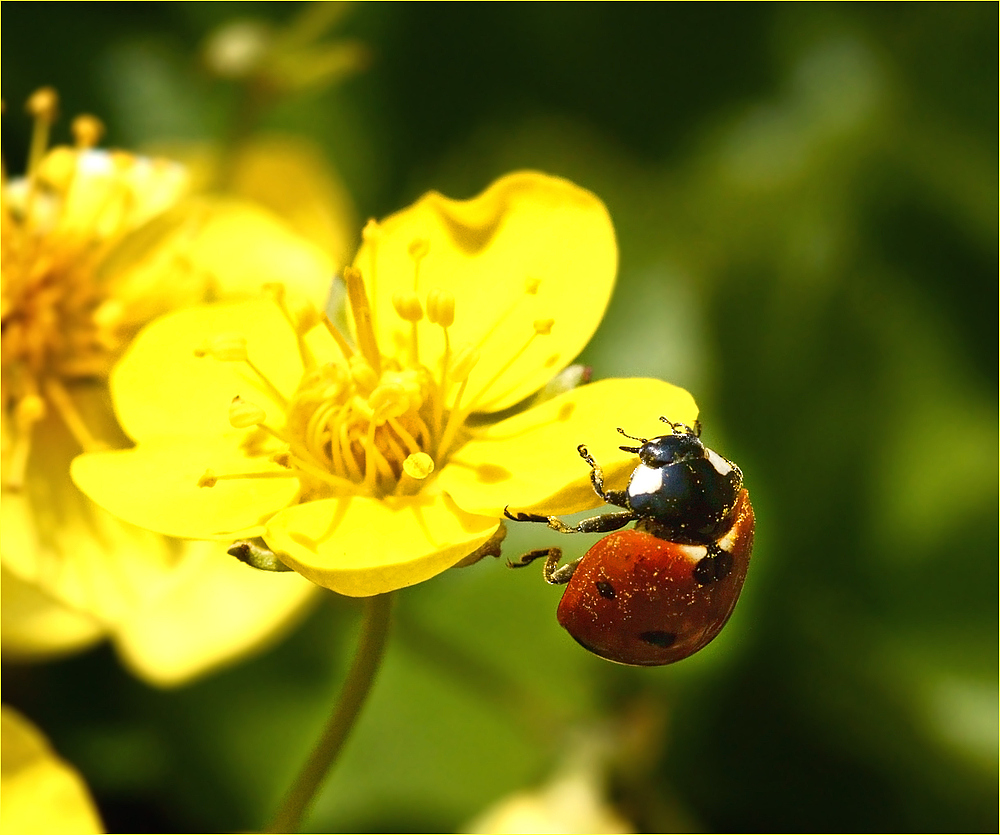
321, 312, 355, 362
26, 87, 59, 181
361, 219, 381, 332
391, 288, 423, 367
264, 283, 318, 371
469, 276, 545, 358
198, 468, 298, 488
408, 238, 429, 291
229, 395, 267, 428
71, 115, 104, 150
396, 450, 434, 495
343, 266, 381, 376
279, 451, 356, 492
196, 335, 290, 410
467, 318, 555, 411
4, 393, 47, 491
42, 376, 107, 453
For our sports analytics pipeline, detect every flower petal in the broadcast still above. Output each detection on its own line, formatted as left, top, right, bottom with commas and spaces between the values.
438, 378, 699, 516
71, 436, 298, 539
355, 171, 617, 412
265, 495, 500, 596
110, 297, 323, 442
111, 540, 319, 687
1, 567, 105, 659
3, 398, 197, 624
106, 197, 336, 314
46, 148, 188, 241
0, 706, 103, 835
227, 136, 357, 268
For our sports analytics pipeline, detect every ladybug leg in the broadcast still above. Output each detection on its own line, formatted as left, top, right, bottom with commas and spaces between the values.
503, 508, 550, 525
504, 507, 635, 534
566, 511, 635, 534
577, 444, 629, 508
506, 547, 580, 585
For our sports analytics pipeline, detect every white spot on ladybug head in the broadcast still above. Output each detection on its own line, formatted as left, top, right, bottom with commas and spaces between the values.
705, 448, 734, 476
627, 464, 664, 498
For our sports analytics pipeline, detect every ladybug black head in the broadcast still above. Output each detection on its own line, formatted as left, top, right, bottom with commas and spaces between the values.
617, 420, 704, 468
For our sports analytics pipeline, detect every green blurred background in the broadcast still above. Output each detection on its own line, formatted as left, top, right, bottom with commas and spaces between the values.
4, 3, 997, 832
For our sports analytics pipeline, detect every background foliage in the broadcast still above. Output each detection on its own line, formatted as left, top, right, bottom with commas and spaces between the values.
4, 3, 997, 832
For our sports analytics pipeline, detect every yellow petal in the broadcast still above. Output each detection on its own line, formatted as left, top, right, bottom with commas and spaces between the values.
227, 136, 357, 268
355, 171, 617, 412
2, 397, 191, 626
104, 198, 336, 315
55, 149, 188, 239
0, 706, 103, 835
110, 298, 322, 441
265, 495, 500, 596
1, 567, 105, 660
3, 410, 317, 685
71, 436, 298, 539
438, 378, 698, 516
111, 540, 319, 687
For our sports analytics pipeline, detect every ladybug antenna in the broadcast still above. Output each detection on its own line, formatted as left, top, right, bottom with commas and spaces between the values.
617, 426, 646, 454
659, 417, 702, 437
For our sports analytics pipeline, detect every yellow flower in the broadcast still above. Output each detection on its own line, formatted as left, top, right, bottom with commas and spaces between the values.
1, 705, 103, 834
72, 171, 697, 596
1, 89, 334, 684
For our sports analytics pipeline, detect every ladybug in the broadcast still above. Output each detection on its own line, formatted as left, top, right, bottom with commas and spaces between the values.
505, 418, 754, 666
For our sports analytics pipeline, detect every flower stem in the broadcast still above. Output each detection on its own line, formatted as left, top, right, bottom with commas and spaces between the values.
266, 593, 394, 833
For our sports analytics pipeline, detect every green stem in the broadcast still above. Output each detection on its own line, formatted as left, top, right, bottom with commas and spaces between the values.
267, 593, 394, 833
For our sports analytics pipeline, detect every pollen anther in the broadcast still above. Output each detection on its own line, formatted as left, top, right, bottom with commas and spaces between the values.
72, 115, 104, 149
229, 395, 267, 428
426, 288, 455, 327
349, 356, 378, 392
392, 289, 423, 322
402, 452, 435, 480
408, 238, 430, 262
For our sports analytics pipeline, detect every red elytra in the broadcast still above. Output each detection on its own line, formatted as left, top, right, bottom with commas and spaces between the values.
555, 489, 755, 666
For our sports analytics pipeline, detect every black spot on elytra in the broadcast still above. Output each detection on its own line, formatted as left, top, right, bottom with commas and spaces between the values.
693, 550, 734, 585
693, 557, 716, 584
595, 580, 616, 599
639, 630, 677, 648
716, 551, 734, 579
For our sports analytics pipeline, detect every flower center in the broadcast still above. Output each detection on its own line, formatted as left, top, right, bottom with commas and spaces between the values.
202, 230, 554, 500
1, 89, 183, 490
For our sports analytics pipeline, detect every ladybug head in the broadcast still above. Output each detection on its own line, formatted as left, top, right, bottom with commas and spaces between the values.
617, 419, 704, 468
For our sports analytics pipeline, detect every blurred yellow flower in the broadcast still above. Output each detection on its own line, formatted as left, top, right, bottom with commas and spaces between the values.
0, 705, 103, 835
1, 89, 335, 685
72, 171, 697, 596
